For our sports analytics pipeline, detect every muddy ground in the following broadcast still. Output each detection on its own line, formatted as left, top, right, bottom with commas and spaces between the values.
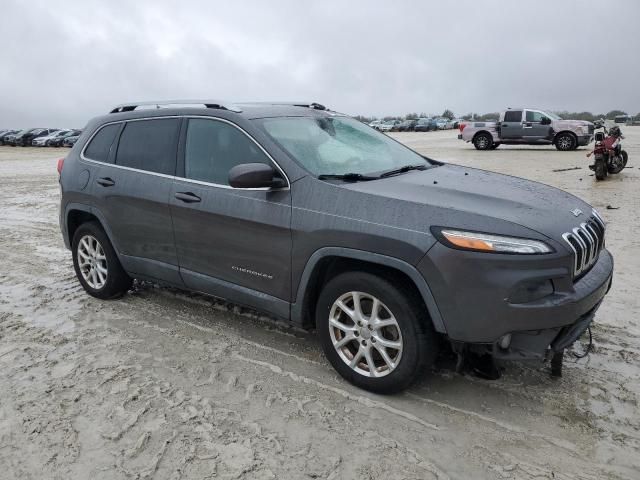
0, 129, 638, 479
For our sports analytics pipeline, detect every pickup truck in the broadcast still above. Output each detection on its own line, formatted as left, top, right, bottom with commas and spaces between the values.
458, 108, 594, 151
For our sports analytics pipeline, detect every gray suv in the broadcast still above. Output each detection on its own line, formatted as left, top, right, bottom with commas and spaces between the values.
59, 100, 613, 393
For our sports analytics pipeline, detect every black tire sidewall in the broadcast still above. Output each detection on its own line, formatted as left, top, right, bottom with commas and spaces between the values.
72, 222, 131, 299
474, 133, 492, 150
595, 159, 607, 180
555, 133, 576, 151
316, 272, 435, 394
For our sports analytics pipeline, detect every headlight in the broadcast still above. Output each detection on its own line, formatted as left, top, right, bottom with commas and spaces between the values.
438, 229, 553, 254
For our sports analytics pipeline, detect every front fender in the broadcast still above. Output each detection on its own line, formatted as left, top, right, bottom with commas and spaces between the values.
291, 247, 446, 333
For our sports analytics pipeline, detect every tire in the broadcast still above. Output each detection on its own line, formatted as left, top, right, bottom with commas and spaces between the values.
594, 158, 607, 180
473, 133, 493, 150
554, 132, 576, 151
72, 221, 132, 299
490, 143, 501, 149
316, 271, 438, 394
607, 150, 628, 174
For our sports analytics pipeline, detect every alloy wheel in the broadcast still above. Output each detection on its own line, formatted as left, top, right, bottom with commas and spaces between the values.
77, 234, 108, 289
557, 136, 572, 150
328, 291, 403, 377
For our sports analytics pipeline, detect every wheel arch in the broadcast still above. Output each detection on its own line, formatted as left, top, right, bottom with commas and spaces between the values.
472, 130, 492, 141
291, 248, 446, 334
64, 204, 120, 255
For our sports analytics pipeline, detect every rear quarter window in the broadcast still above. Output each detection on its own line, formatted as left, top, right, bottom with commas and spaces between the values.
115, 118, 180, 175
84, 124, 121, 163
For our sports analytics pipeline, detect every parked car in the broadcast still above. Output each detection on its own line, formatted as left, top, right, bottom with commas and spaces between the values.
16, 128, 57, 146
451, 119, 464, 129
378, 120, 400, 132
4, 129, 33, 146
0, 129, 19, 145
614, 115, 630, 124
63, 133, 81, 147
414, 117, 438, 132
50, 129, 81, 147
33, 129, 72, 146
435, 118, 450, 130
368, 120, 383, 130
458, 108, 594, 150
59, 99, 613, 393
396, 120, 417, 132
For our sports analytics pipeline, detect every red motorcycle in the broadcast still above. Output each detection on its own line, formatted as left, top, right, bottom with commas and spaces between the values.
587, 120, 628, 180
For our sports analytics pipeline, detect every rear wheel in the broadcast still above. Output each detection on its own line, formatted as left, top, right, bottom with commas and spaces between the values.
555, 132, 576, 151
72, 222, 132, 299
316, 271, 438, 393
473, 133, 493, 150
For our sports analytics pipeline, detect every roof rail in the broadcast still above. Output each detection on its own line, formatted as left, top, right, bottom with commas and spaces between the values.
109, 99, 242, 114
236, 101, 327, 111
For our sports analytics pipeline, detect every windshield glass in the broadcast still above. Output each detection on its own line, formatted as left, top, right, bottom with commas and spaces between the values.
259, 116, 430, 176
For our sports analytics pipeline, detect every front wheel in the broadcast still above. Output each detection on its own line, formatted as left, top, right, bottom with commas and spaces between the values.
594, 158, 607, 180
72, 222, 132, 299
555, 133, 576, 151
316, 271, 438, 393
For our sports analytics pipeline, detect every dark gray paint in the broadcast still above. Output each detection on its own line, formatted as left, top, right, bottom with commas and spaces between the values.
60, 104, 614, 361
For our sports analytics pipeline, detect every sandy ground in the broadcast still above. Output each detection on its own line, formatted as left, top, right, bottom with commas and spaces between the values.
0, 130, 638, 479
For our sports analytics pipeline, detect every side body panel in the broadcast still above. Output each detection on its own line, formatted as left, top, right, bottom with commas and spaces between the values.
499, 110, 524, 139
170, 181, 293, 302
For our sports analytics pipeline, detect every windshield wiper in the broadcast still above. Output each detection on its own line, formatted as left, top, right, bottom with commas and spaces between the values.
317, 173, 379, 181
379, 164, 428, 178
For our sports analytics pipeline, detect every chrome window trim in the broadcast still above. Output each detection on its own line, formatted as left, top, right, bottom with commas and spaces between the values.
79, 115, 290, 192
80, 156, 177, 180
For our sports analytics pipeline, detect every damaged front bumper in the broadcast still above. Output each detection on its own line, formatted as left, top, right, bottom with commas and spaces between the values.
492, 298, 605, 361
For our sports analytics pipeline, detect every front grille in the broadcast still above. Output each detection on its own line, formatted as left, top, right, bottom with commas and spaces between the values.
562, 210, 605, 279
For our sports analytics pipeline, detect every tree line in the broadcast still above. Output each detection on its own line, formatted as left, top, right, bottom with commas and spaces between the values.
354, 109, 639, 124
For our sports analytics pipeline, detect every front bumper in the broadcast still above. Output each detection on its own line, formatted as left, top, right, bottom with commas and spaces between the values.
418, 244, 613, 351
577, 134, 593, 146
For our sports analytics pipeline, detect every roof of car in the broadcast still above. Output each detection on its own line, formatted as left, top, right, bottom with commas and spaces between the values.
104, 100, 341, 121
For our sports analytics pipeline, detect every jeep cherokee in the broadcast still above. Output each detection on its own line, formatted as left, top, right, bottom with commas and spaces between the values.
59, 100, 613, 393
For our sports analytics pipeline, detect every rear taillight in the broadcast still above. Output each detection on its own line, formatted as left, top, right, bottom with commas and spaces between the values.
459, 123, 466, 132
57, 158, 64, 176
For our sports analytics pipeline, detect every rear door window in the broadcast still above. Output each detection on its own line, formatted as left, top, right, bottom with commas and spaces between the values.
503, 111, 522, 122
115, 118, 180, 175
84, 124, 121, 163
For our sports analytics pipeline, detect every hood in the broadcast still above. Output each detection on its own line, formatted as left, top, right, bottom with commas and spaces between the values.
553, 119, 593, 128
343, 164, 593, 240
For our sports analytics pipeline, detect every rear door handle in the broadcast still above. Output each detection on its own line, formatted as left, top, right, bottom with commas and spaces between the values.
97, 177, 115, 187
175, 192, 201, 203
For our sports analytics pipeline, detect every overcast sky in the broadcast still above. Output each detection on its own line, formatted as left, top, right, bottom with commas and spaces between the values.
2, 0, 639, 128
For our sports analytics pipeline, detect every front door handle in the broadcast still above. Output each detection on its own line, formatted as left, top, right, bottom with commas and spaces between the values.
97, 177, 115, 187
175, 192, 201, 203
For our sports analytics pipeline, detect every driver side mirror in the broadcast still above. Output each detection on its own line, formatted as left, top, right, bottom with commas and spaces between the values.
540, 117, 551, 125
228, 163, 286, 189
